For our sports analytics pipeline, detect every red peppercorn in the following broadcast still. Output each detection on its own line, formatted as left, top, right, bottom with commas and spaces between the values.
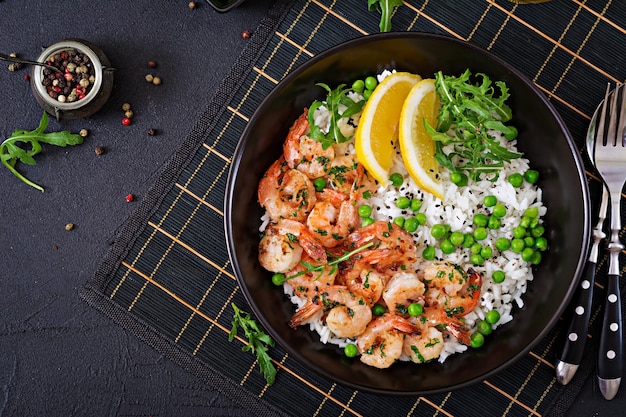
242, 30, 251, 39
24, 74, 30, 82
125, 194, 134, 202
122, 117, 132, 126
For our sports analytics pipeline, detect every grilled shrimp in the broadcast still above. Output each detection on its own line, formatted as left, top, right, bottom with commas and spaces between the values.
336, 261, 387, 307
344, 221, 417, 270
285, 254, 337, 299
283, 109, 335, 179
306, 191, 359, 248
382, 271, 425, 316
289, 286, 372, 338
403, 325, 444, 364
258, 155, 317, 223
422, 307, 472, 346
356, 314, 420, 369
258, 219, 326, 273
423, 262, 482, 318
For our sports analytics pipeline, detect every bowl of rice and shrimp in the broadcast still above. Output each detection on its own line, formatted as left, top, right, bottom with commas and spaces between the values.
224, 33, 590, 395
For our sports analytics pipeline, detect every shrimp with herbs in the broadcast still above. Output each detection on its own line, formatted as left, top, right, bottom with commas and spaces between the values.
258, 219, 326, 273
283, 109, 336, 180
336, 259, 387, 307
403, 325, 445, 364
306, 188, 359, 248
289, 285, 372, 338
258, 155, 317, 223
284, 254, 338, 300
356, 314, 420, 369
423, 262, 482, 318
382, 271, 426, 316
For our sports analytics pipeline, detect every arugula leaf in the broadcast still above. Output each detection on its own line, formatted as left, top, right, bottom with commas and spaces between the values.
307, 83, 365, 150
229, 303, 277, 386
367, 0, 404, 32
428, 70, 522, 181
0, 112, 84, 192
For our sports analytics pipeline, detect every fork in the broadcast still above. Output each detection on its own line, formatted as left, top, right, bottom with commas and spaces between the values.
594, 82, 626, 400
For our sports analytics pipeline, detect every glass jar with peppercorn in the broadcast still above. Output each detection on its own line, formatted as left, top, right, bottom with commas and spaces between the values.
31, 39, 114, 120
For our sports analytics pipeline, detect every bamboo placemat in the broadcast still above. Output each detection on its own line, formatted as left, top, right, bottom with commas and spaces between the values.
81, 1, 626, 416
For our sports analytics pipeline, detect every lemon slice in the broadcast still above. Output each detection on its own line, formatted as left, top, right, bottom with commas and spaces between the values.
355, 72, 422, 187
398, 78, 444, 200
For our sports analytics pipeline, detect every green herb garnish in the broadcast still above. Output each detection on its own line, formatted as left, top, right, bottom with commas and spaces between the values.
425, 70, 522, 181
367, 0, 404, 32
229, 303, 277, 386
307, 83, 365, 150
0, 111, 84, 192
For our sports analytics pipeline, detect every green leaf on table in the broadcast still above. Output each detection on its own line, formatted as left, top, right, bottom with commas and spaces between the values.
367, 0, 404, 32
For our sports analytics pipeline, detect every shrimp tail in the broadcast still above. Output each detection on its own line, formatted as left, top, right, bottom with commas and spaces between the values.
283, 109, 310, 168
444, 317, 472, 346
289, 301, 322, 328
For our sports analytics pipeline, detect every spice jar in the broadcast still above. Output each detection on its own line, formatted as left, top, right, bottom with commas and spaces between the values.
31, 39, 114, 120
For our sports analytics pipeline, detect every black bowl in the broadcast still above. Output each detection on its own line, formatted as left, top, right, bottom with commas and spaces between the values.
224, 33, 590, 395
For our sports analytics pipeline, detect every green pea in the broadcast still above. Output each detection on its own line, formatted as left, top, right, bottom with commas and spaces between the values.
393, 216, 405, 228
372, 304, 386, 316
358, 204, 372, 218
483, 195, 497, 207
525, 206, 539, 218
519, 216, 531, 228
404, 217, 419, 233
272, 273, 286, 286
313, 177, 327, 192
408, 302, 423, 317
363, 89, 372, 100
477, 320, 493, 336
495, 237, 511, 251
503, 125, 518, 141
480, 245, 493, 259
524, 236, 535, 248
473, 227, 488, 241
531, 251, 543, 265
470, 332, 485, 348
430, 224, 447, 239
396, 196, 411, 209
521, 247, 535, 262
531, 225, 545, 238
534, 237, 548, 252
470, 253, 484, 266
513, 226, 527, 239
352, 79, 365, 93
492, 270, 505, 283
450, 172, 468, 186
462, 233, 475, 248
422, 246, 436, 260
440, 239, 455, 254
524, 169, 539, 184
410, 199, 422, 212
485, 310, 501, 324
511, 238, 525, 253
487, 215, 501, 230
508, 173, 524, 188
492, 203, 507, 218
473, 213, 488, 227
389, 172, 404, 187
470, 243, 482, 254
450, 231, 465, 246
415, 212, 427, 225
364, 76, 378, 91
361, 217, 375, 227
344, 343, 358, 358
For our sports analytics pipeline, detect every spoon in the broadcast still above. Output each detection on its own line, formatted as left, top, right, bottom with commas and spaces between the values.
0, 52, 62, 73
555, 94, 609, 385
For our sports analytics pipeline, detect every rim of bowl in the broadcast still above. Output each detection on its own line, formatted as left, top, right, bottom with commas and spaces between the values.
32, 40, 103, 110
224, 32, 590, 395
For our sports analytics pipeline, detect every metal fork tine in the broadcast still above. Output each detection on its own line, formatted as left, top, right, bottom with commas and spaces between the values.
598, 84, 610, 147
607, 84, 620, 146
619, 84, 626, 146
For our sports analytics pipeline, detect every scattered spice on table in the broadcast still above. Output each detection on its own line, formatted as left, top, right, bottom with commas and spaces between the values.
79, 129, 89, 138
148, 128, 157, 136
95, 146, 105, 155
65, 223, 74, 231
121, 117, 131, 126
147, 60, 157, 69
145, 74, 154, 83
242, 30, 252, 39
124, 110, 134, 118
152, 76, 162, 86
121, 102, 131, 112
125, 193, 134, 202
188, 1, 197, 9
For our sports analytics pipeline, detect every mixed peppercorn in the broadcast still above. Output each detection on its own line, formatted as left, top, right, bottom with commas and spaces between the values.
41, 49, 95, 103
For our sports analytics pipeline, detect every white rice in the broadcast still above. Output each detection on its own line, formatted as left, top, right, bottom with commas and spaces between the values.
263, 83, 546, 364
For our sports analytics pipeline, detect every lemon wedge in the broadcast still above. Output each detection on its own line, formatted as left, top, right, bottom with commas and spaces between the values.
355, 72, 422, 187
398, 78, 444, 200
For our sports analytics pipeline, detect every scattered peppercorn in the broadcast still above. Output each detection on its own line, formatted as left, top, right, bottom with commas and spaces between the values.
41, 48, 95, 103
125, 110, 134, 118
147, 60, 157, 69
52, 245, 59, 250
24, 74, 30, 82
95, 146, 105, 155
148, 128, 157, 136
125, 194, 134, 202
145, 73, 154, 83
79, 129, 89, 137
242, 30, 252, 39
122, 102, 131, 111
188, 1, 197, 8
122, 117, 132, 126
65, 223, 74, 231
152, 76, 161, 85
